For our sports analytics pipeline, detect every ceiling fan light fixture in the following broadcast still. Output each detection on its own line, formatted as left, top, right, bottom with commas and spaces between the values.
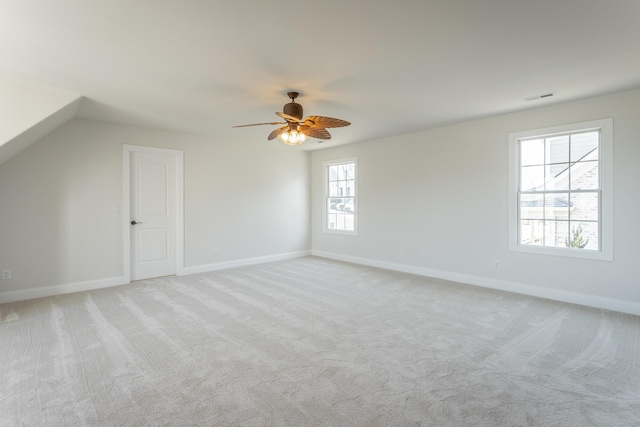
277, 128, 307, 146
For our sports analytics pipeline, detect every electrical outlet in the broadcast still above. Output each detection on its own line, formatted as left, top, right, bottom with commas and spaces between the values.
493, 261, 500, 269
419, 251, 425, 259
2, 270, 11, 280
213, 248, 219, 256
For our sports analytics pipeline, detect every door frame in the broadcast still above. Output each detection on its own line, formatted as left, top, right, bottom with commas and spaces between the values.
123, 144, 184, 282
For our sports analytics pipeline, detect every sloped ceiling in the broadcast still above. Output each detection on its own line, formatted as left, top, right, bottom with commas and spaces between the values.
0, 78, 81, 165
0, 0, 639, 151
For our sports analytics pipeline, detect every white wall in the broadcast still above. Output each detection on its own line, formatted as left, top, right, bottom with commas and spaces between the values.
0, 119, 310, 294
311, 89, 640, 312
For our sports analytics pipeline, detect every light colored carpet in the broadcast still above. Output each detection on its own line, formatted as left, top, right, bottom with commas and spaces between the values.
0, 256, 639, 426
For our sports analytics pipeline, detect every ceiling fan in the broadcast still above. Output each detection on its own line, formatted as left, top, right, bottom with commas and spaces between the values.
233, 92, 350, 146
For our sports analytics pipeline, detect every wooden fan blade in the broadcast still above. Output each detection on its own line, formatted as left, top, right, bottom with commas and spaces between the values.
268, 126, 288, 140
276, 112, 301, 123
233, 121, 286, 128
302, 125, 331, 140
302, 116, 350, 128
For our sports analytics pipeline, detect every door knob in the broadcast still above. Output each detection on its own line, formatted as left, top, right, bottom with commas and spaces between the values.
131, 220, 143, 225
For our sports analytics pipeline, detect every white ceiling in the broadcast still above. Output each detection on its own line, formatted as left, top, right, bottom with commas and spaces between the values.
1, 0, 639, 150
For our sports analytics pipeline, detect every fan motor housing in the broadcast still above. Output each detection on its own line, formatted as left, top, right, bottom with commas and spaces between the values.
283, 101, 303, 120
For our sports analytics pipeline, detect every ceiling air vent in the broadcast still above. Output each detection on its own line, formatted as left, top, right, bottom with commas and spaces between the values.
523, 92, 556, 102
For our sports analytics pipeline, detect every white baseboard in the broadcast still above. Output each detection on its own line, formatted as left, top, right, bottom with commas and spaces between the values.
181, 250, 312, 276
0, 251, 311, 306
5, 250, 636, 316
311, 250, 640, 316
0, 276, 128, 305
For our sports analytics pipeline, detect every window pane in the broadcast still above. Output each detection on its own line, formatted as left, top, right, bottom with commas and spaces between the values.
327, 213, 337, 229
335, 213, 345, 230
344, 213, 355, 231
345, 163, 355, 180
346, 179, 355, 196
328, 165, 338, 182
332, 198, 348, 213
329, 182, 339, 197
337, 164, 346, 180
544, 220, 569, 248
520, 220, 543, 245
337, 181, 348, 196
521, 165, 544, 191
544, 193, 569, 220
570, 160, 598, 190
328, 198, 342, 213
343, 197, 355, 214
520, 194, 544, 220
521, 139, 545, 166
571, 131, 599, 162
546, 135, 569, 164
545, 163, 569, 191
570, 193, 598, 221
568, 222, 598, 250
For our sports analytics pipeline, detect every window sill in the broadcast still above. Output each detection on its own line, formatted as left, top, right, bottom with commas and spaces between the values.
509, 243, 613, 261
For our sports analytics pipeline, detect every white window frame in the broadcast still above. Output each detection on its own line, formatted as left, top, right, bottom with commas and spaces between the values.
323, 157, 358, 236
508, 118, 613, 261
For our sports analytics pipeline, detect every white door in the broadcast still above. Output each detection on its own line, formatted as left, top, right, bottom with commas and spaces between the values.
130, 151, 177, 280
